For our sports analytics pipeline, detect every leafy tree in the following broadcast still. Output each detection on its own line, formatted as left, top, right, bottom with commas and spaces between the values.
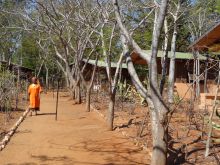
15, 34, 39, 69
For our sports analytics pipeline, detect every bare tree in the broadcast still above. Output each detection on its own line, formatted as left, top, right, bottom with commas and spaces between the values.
16, 0, 103, 104
112, 0, 170, 164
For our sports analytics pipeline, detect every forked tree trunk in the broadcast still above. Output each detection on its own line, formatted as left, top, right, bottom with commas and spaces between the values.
113, 0, 169, 164
149, 1, 169, 164
85, 57, 98, 112
106, 48, 124, 130
122, 34, 168, 165
100, 24, 115, 130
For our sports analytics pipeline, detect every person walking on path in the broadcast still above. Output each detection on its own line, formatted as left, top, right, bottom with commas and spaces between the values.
28, 77, 43, 116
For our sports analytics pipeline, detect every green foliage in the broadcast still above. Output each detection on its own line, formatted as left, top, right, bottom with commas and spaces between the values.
0, 0, 27, 63
214, 0, 220, 13
0, 67, 16, 111
188, 0, 220, 39
134, 64, 149, 82
173, 94, 181, 104
15, 34, 40, 70
133, 27, 152, 50
1, 0, 220, 84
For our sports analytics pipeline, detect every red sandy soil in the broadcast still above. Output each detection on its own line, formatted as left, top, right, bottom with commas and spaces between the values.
0, 111, 22, 140
0, 93, 148, 165
91, 92, 220, 165
2, 91, 220, 165
0, 97, 28, 141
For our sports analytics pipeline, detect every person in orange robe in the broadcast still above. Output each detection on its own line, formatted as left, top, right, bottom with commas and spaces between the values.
28, 77, 43, 116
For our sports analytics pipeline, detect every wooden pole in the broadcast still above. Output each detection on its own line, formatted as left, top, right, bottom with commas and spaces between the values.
52, 77, 55, 98
193, 57, 196, 99
195, 57, 198, 98
26, 76, 28, 101
55, 79, 60, 121
204, 54, 208, 93
16, 67, 20, 111
197, 57, 200, 97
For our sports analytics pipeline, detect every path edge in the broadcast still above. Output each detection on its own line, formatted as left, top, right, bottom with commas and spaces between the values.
0, 107, 30, 151
90, 104, 149, 152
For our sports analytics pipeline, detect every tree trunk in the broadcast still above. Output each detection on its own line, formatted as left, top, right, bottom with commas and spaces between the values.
86, 88, 91, 112
101, 27, 110, 80
83, 55, 98, 112
167, 27, 177, 103
65, 74, 70, 89
113, 0, 169, 164
149, 1, 169, 164
167, 1, 180, 104
196, 57, 200, 98
75, 83, 81, 104
71, 78, 80, 100
193, 57, 196, 99
65, 62, 77, 98
72, 89, 76, 100
150, 109, 167, 165
160, 17, 169, 95
107, 93, 115, 131
45, 65, 49, 92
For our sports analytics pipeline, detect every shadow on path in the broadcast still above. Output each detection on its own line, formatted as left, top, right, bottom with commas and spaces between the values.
36, 113, 56, 116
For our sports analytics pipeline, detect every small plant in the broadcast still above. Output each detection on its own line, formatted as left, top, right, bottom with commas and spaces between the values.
0, 67, 18, 123
173, 93, 181, 104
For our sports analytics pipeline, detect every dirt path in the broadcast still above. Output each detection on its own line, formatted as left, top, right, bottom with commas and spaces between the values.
0, 93, 148, 165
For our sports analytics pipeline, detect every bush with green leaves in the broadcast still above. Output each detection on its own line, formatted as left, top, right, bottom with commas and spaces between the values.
0, 67, 17, 112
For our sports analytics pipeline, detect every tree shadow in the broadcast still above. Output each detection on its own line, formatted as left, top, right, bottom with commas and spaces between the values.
15, 129, 31, 134
5, 163, 38, 165
113, 118, 135, 130
68, 137, 148, 165
13, 108, 26, 112
31, 155, 71, 162
167, 135, 220, 165
36, 113, 56, 116
167, 135, 201, 165
0, 107, 25, 113
31, 154, 136, 165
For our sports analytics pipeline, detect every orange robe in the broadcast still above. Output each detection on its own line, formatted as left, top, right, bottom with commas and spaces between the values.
28, 83, 42, 110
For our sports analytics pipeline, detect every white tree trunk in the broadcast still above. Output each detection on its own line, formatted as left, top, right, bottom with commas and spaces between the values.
149, 2, 169, 165
160, 17, 169, 95
167, 1, 180, 104
167, 26, 177, 103
112, 0, 169, 164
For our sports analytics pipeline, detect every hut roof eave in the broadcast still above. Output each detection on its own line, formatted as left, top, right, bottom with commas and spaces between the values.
188, 22, 220, 52
131, 50, 206, 65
